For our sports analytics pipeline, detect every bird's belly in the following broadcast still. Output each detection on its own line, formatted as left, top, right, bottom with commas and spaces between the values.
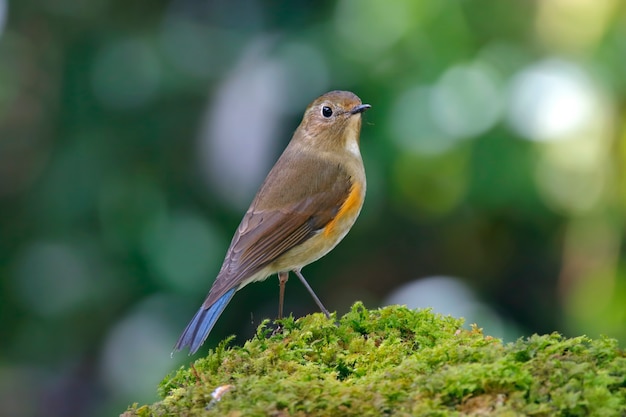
272, 183, 365, 272
235, 216, 358, 290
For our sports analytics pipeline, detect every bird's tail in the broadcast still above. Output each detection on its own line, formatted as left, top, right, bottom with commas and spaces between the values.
172, 288, 236, 355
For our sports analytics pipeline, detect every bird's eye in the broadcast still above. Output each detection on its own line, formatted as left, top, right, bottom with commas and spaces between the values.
321, 106, 333, 118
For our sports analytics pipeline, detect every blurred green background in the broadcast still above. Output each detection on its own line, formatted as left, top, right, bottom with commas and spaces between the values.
2, 0, 626, 416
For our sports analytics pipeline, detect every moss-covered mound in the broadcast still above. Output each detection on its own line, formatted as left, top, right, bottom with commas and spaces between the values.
123, 303, 626, 416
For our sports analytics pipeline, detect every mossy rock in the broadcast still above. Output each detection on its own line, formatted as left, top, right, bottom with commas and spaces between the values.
122, 302, 626, 416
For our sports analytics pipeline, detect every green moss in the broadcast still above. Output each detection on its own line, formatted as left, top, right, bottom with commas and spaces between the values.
122, 303, 626, 416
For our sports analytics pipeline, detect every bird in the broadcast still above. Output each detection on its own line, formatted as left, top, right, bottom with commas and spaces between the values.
174, 90, 370, 354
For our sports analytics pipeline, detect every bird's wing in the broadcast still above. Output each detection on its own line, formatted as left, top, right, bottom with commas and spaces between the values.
202, 153, 352, 308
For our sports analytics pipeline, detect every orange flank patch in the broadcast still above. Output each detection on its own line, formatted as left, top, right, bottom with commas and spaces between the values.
324, 182, 363, 237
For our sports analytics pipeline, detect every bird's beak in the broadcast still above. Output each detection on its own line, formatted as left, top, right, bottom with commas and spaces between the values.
350, 104, 371, 114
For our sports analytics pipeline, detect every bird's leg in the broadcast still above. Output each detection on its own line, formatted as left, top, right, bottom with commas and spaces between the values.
278, 271, 289, 319
293, 269, 331, 318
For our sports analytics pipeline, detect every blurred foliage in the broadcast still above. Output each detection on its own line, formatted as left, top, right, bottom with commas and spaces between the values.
1, 0, 626, 416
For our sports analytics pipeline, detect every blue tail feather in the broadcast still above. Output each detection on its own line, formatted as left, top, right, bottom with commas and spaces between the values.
173, 288, 237, 355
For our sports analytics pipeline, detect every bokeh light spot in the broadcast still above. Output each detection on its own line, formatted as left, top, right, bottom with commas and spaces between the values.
391, 150, 468, 217
276, 42, 329, 112
98, 175, 167, 253
142, 210, 224, 294
430, 61, 503, 139
334, 0, 414, 60
13, 241, 101, 316
0, 0, 7, 38
536, 0, 618, 52
385, 276, 521, 341
535, 149, 607, 214
507, 59, 598, 141
160, 17, 227, 79
389, 86, 456, 155
91, 38, 160, 109
198, 38, 286, 209
100, 295, 185, 405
